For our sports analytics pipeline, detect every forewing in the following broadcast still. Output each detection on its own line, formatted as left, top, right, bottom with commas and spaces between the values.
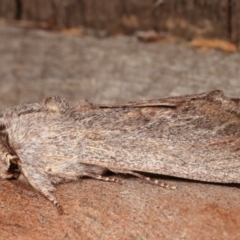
73, 90, 240, 183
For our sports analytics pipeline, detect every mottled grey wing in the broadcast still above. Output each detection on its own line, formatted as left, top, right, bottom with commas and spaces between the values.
74, 90, 240, 184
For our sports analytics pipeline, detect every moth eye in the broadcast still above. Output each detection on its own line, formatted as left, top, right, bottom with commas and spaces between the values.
8, 161, 19, 174
0, 124, 6, 131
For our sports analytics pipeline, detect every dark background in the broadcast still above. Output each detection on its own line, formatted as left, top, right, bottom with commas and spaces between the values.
1, 0, 240, 41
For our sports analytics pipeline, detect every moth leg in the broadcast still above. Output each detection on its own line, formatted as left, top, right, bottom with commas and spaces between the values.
83, 172, 122, 183
19, 164, 64, 214
110, 169, 176, 189
128, 171, 176, 189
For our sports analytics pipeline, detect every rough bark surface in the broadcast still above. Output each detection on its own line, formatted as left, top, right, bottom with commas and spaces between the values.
0, 25, 240, 239
0, 0, 239, 41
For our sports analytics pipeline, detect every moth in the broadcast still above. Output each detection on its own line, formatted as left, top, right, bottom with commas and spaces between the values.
0, 90, 240, 214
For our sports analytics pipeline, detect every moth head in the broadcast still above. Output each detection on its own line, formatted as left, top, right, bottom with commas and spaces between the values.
0, 146, 15, 179
0, 123, 20, 179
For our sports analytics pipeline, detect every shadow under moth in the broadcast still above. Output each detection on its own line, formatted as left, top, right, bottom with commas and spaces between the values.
0, 90, 239, 214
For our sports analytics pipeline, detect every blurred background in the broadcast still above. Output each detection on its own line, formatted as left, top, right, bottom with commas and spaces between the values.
0, 0, 239, 111
1, 1, 240, 239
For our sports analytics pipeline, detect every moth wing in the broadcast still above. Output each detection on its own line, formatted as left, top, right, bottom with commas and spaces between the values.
75, 90, 240, 184
98, 100, 179, 108
77, 134, 240, 184
97, 90, 222, 109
